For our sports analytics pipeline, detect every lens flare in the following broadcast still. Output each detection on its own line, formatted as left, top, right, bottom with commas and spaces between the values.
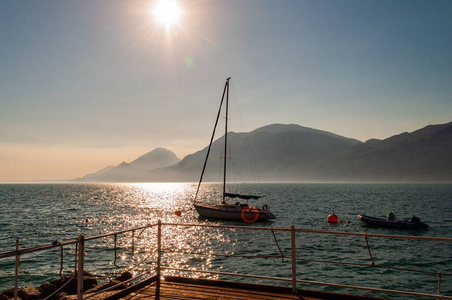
153, 0, 182, 29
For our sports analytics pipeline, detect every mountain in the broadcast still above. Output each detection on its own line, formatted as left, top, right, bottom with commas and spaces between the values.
326, 121, 452, 182
76, 148, 181, 182
75, 165, 116, 182
172, 124, 362, 182
75, 122, 452, 183
130, 148, 181, 169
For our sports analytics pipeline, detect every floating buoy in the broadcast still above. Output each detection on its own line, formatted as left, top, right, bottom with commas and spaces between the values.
174, 210, 182, 216
327, 214, 338, 223
340, 219, 343, 223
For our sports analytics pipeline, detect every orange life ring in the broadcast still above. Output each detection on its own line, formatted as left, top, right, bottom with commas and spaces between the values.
241, 206, 259, 223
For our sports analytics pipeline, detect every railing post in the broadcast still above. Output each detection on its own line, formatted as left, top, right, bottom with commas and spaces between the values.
437, 271, 442, 300
74, 242, 78, 273
156, 220, 162, 300
291, 225, 297, 295
131, 230, 135, 259
14, 239, 19, 300
77, 234, 84, 300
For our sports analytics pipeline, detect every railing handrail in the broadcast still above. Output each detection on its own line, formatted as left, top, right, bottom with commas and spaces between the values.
1, 221, 451, 300
163, 222, 452, 241
2, 222, 451, 259
0, 222, 159, 259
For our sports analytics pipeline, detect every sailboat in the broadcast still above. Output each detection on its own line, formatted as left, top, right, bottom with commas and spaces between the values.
193, 77, 276, 222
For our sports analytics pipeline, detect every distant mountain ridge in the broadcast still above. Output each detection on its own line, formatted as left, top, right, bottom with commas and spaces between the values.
129, 147, 181, 169
75, 122, 452, 183
76, 148, 181, 182
157, 123, 363, 182
327, 121, 452, 182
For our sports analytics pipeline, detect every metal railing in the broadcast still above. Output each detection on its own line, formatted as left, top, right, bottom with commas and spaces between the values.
1, 221, 451, 300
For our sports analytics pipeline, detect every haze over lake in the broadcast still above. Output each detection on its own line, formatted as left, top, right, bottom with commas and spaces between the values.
76, 122, 452, 183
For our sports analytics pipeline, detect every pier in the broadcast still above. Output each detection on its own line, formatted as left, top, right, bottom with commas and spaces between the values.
1, 221, 452, 300
100, 276, 385, 300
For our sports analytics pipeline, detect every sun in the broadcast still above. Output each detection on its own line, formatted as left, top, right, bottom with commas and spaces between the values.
153, 0, 182, 30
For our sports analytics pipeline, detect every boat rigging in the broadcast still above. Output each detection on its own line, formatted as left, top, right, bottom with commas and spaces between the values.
193, 77, 276, 222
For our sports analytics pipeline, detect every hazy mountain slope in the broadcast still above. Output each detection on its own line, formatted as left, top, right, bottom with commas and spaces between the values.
75, 122, 452, 183
171, 124, 362, 182
76, 165, 115, 181
89, 162, 151, 182
328, 122, 452, 182
76, 148, 181, 182
130, 148, 181, 169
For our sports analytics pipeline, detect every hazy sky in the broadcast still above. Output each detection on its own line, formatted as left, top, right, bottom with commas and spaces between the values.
1, 0, 451, 181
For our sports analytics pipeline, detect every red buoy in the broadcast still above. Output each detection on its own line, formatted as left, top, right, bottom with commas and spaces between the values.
327, 214, 338, 223
174, 210, 182, 216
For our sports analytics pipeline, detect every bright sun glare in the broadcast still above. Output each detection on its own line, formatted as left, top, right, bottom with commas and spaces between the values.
153, 0, 182, 29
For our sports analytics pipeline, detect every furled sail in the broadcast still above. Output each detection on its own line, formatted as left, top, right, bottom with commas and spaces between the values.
224, 192, 261, 200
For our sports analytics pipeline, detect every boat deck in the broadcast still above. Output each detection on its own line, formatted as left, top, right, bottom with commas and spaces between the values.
102, 276, 384, 300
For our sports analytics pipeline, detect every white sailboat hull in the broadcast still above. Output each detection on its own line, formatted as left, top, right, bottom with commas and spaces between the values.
194, 203, 276, 221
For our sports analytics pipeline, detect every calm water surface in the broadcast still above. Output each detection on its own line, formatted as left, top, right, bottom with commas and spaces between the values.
0, 183, 451, 299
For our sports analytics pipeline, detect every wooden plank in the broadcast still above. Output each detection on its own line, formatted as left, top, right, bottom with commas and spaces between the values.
161, 282, 299, 299
162, 276, 385, 300
108, 276, 386, 300
116, 280, 306, 300
104, 275, 158, 300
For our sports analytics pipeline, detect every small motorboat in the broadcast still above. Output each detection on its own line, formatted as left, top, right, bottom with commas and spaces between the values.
358, 213, 429, 229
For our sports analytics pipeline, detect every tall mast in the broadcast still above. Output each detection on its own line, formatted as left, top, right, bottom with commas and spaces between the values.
222, 77, 231, 204
194, 77, 229, 204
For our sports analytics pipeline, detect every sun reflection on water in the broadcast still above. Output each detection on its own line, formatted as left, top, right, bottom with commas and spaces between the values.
79, 183, 232, 280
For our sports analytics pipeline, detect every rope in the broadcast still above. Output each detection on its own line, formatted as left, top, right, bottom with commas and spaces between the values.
271, 230, 285, 262
127, 250, 156, 270
364, 236, 375, 266
135, 227, 148, 239
81, 227, 157, 281
230, 82, 260, 183
86, 248, 158, 282
83, 271, 151, 300
194, 79, 229, 202
43, 275, 74, 300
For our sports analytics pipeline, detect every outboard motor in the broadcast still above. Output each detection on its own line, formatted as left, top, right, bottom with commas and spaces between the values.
410, 216, 421, 224
387, 212, 397, 221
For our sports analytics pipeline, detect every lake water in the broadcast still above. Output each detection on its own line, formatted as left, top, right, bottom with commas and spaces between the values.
0, 183, 451, 299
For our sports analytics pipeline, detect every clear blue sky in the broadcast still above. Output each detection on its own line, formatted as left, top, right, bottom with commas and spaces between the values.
1, 0, 451, 181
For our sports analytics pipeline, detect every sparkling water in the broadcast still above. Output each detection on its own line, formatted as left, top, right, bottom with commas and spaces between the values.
1, 183, 451, 299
